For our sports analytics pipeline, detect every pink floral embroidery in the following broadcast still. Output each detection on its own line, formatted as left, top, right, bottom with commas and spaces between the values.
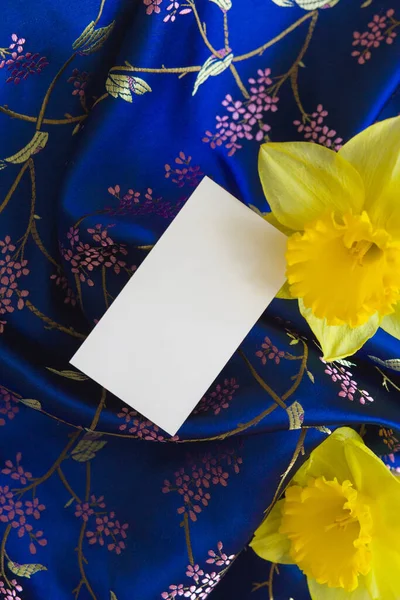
194, 378, 239, 415
294, 104, 343, 151
50, 272, 77, 306
163, 1, 192, 23
165, 152, 203, 188
143, 0, 163, 14
161, 542, 234, 599
67, 68, 90, 97
162, 449, 242, 522
203, 68, 277, 156
256, 336, 285, 365
0, 387, 19, 427
83, 495, 129, 555
0, 455, 47, 554
352, 9, 398, 65
0, 237, 29, 334
0, 579, 23, 600
0, 33, 48, 84
117, 407, 175, 441
107, 184, 184, 219
61, 224, 128, 287
320, 358, 374, 405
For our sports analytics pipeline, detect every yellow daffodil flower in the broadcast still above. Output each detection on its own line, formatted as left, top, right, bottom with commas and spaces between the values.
250, 427, 400, 600
258, 117, 400, 361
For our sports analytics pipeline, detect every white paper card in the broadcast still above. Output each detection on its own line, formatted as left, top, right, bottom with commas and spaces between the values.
71, 177, 287, 435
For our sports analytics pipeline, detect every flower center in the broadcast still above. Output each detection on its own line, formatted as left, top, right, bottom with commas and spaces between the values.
280, 477, 373, 592
286, 211, 400, 327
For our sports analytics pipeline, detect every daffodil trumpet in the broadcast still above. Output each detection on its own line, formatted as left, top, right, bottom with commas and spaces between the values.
251, 427, 400, 600
258, 117, 400, 361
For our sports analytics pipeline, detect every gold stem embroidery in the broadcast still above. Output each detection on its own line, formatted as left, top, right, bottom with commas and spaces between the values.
181, 513, 195, 566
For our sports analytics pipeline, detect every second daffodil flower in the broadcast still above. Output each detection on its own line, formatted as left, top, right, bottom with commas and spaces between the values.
250, 427, 400, 600
259, 117, 400, 361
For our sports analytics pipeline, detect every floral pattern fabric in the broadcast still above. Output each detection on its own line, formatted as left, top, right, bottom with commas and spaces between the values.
0, 0, 399, 599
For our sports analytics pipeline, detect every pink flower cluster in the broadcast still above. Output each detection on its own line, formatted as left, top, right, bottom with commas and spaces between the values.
203, 68, 277, 156
256, 336, 285, 366
117, 407, 170, 441
320, 358, 374, 405
62, 225, 128, 286
294, 105, 343, 151
50, 272, 77, 306
67, 68, 90, 97
0, 33, 48, 84
0, 454, 47, 555
194, 378, 239, 416
0, 579, 23, 600
0, 387, 19, 427
163, 1, 192, 23
0, 237, 29, 334
107, 184, 184, 219
162, 449, 242, 522
82, 496, 129, 555
352, 10, 398, 64
165, 152, 203, 188
144, 0, 162, 14
161, 542, 234, 599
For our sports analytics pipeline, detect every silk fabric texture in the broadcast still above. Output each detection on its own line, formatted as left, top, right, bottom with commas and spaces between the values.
0, 0, 399, 598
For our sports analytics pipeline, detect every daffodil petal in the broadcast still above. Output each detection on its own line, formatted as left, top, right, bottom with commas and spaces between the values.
366, 538, 400, 600
250, 500, 293, 564
344, 437, 400, 500
381, 301, 400, 340
293, 427, 362, 487
299, 299, 380, 361
276, 280, 293, 300
258, 142, 365, 231
344, 435, 400, 600
308, 576, 371, 600
262, 211, 295, 236
339, 117, 400, 236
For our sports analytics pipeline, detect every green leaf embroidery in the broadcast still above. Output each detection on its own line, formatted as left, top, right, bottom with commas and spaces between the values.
368, 356, 400, 372
306, 370, 315, 384
361, 0, 373, 6
72, 21, 115, 55
106, 73, 151, 103
209, 0, 232, 10
64, 497, 75, 508
286, 401, 305, 430
192, 53, 233, 96
335, 359, 356, 368
8, 561, 47, 579
0, 132, 49, 169
110, 593, 118, 600
19, 399, 42, 411
46, 368, 89, 381
71, 433, 107, 462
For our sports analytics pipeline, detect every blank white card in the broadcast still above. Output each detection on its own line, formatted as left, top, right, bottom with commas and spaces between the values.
71, 177, 287, 435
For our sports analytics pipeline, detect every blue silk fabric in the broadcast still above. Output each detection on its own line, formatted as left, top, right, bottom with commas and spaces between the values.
0, 1, 400, 598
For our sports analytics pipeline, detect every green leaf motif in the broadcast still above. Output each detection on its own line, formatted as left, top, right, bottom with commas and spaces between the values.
335, 359, 356, 368
8, 561, 47, 579
19, 399, 42, 411
110, 593, 118, 600
71, 432, 107, 462
306, 370, 315, 384
0, 132, 49, 169
209, 0, 232, 10
192, 53, 233, 96
368, 356, 400, 372
72, 21, 115, 55
286, 401, 305, 430
106, 74, 152, 103
46, 368, 88, 381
